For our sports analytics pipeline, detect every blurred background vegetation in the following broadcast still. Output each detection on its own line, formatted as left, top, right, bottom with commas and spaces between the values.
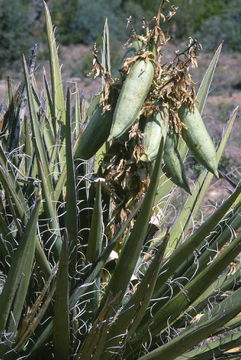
0, 0, 241, 72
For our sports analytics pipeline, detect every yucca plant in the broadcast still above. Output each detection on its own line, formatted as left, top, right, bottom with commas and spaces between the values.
0, 2, 241, 360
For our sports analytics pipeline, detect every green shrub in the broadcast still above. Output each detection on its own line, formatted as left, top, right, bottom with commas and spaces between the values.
170, 0, 228, 39
47, 0, 241, 53
50, 0, 153, 45
0, 0, 33, 70
49, 0, 79, 44
196, 0, 241, 51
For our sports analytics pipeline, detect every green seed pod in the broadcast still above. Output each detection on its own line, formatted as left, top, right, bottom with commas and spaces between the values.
74, 105, 113, 160
109, 59, 155, 140
180, 105, 218, 177
140, 106, 169, 162
86, 94, 101, 119
163, 132, 191, 194
113, 41, 144, 78
121, 41, 144, 63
